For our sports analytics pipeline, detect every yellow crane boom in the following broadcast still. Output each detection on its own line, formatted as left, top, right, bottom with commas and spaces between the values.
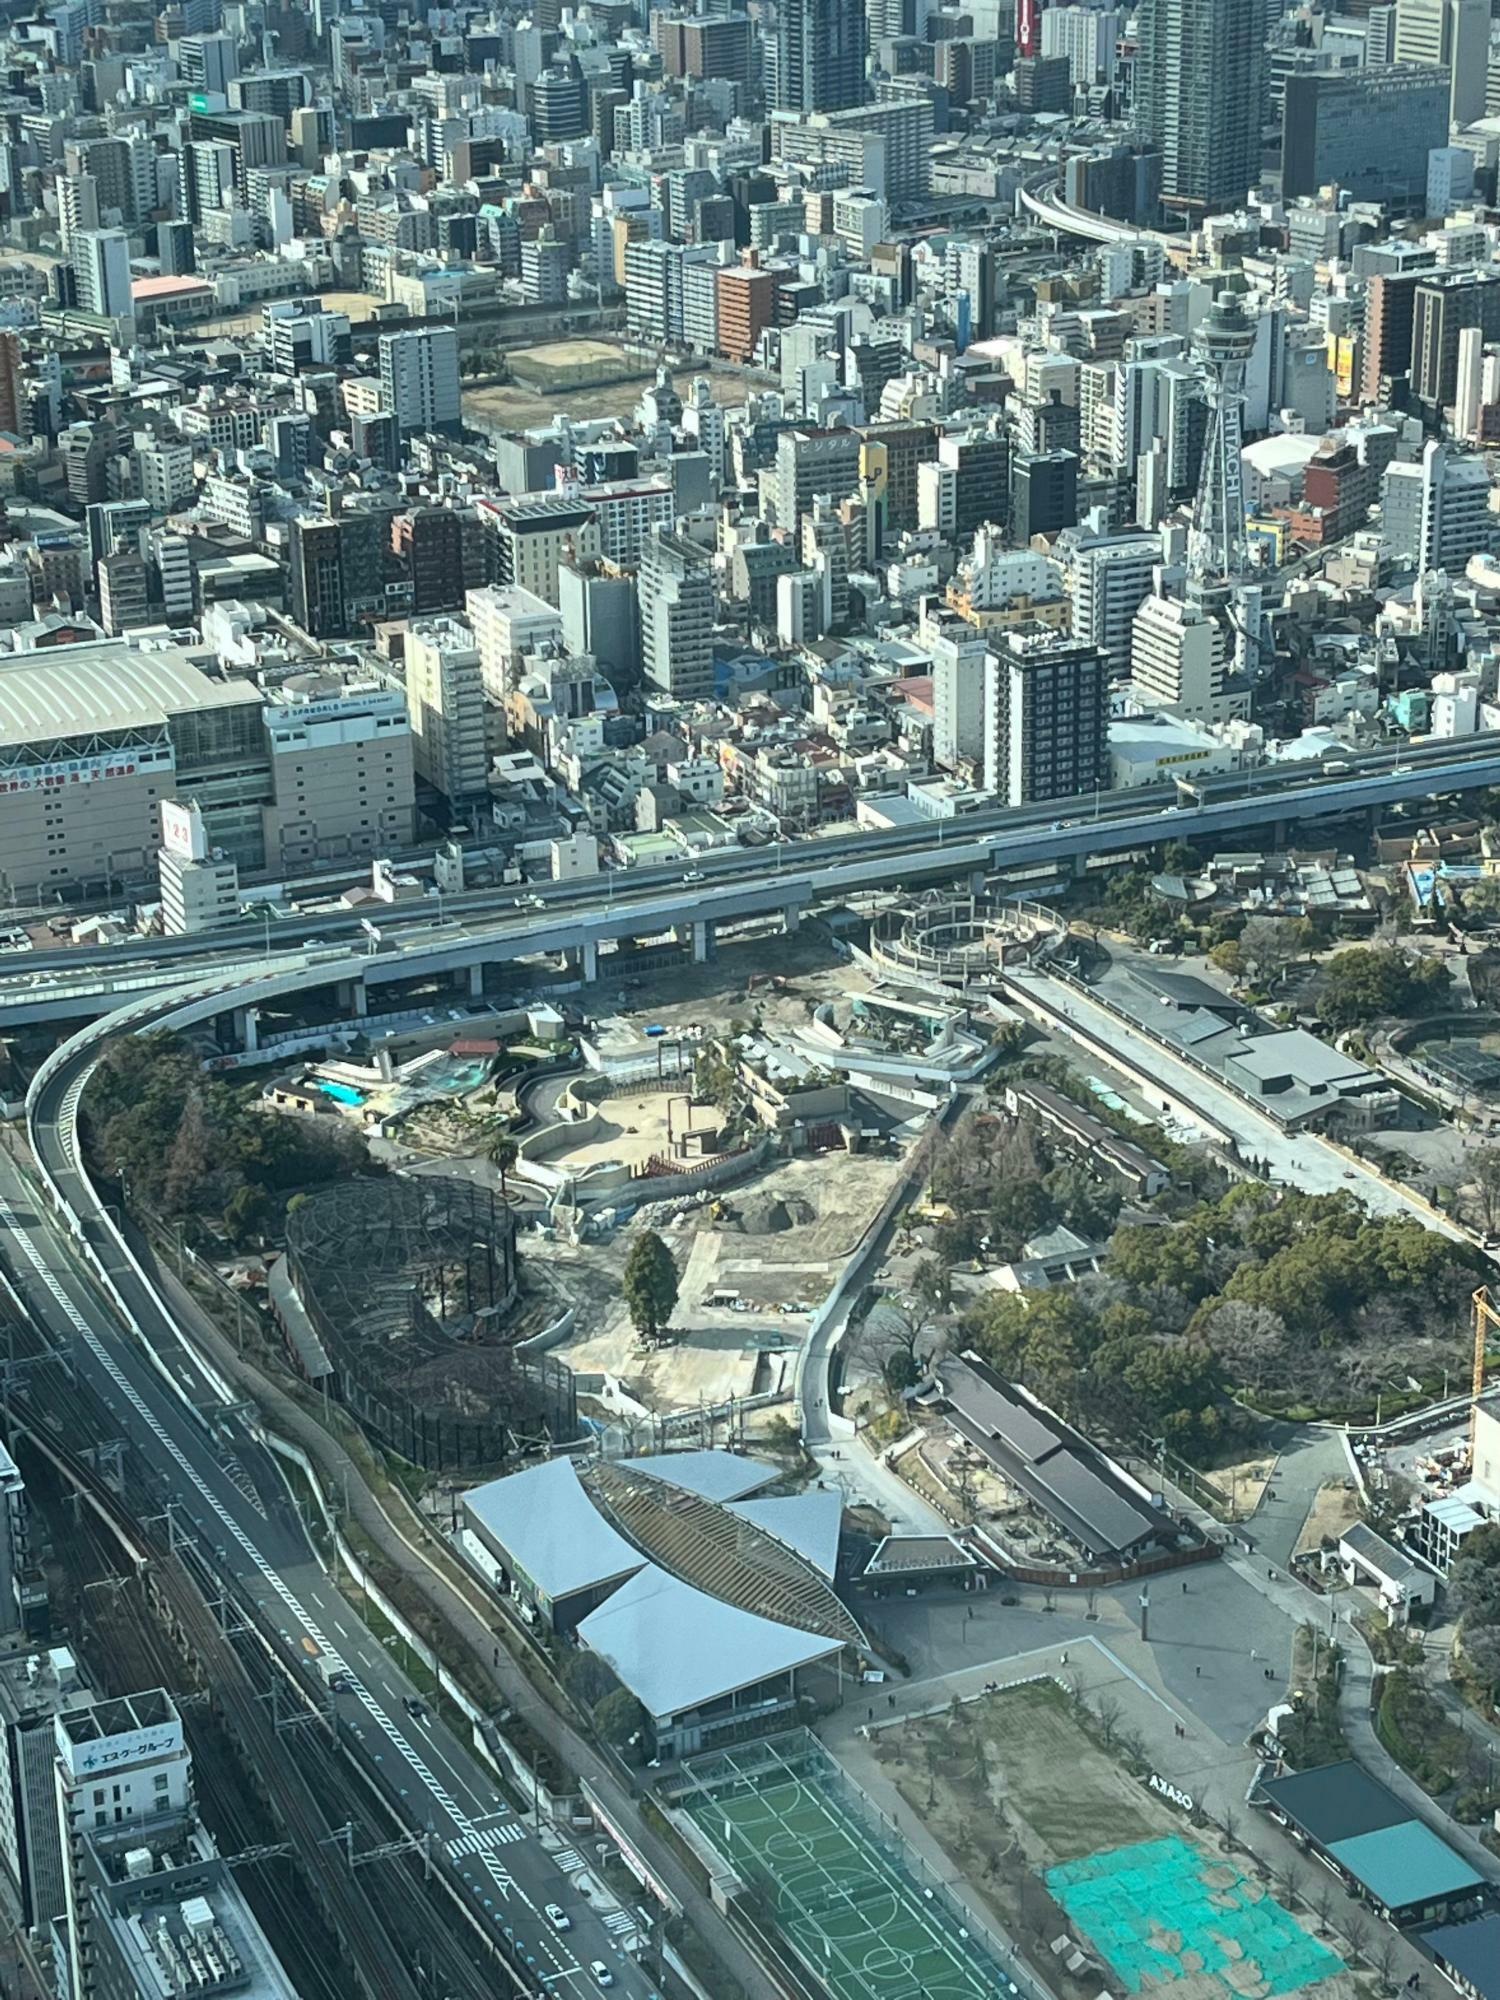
1472, 1285, 1500, 1450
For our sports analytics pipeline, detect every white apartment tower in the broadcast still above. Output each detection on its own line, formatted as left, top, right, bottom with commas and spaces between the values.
1129, 592, 1230, 724
640, 528, 715, 700
1393, 0, 1489, 125
74, 229, 134, 331
377, 325, 461, 436
404, 615, 489, 806
1065, 525, 1161, 676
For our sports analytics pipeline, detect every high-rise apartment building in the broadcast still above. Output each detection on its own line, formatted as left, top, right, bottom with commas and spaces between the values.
378, 325, 462, 437
982, 627, 1109, 807
289, 510, 385, 637
1129, 592, 1230, 722
1381, 439, 1494, 572
392, 506, 482, 616
1360, 258, 1436, 403
1062, 524, 1161, 677
928, 607, 989, 772
187, 106, 286, 196
0, 1646, 93, 1937
467, 583, 565, 700
770, 92, 934, 200
717, 263, 778, 365
176, 29, 238, 92
1410, 269, 1500, 419
57, 173, 99, 254
147, 530, 196, 621
183, 138, 237, 222
639, 529, 715, 700
771, 0, 868, 112
1393, 0, 1488, 125
1040, 4, 1119, 85
0, 331, 20, 437
404, 616, 490, 807
654, 12, 754, 82
482, 495, 601, 606
73, 229, 134, 327
1135, 0, 1269, 216
521, 227, 571, 305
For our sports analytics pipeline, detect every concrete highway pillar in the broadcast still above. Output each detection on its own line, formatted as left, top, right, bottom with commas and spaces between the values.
467, 962, 485, 998
691, 919, 712, 963
579, 939, 598, 983
781, 901, 803, 934
1070, 851, 1088, 882
233, 1005, 260, 1054
351, 980, 368, 1017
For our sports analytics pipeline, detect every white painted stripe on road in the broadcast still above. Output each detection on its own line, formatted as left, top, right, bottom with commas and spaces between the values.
0, 1188, 561, 1952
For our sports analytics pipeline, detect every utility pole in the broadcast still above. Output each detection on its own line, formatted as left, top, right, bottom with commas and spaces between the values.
1139, 1586, 1149, 1644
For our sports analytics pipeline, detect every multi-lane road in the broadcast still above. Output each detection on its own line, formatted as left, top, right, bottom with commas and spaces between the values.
4, 731, 1500, 1030
0, 1136, 659, 2000
2, 730, 1496, 978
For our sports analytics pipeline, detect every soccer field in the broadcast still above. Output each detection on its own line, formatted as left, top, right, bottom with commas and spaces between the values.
673, 1735, 1023, 2000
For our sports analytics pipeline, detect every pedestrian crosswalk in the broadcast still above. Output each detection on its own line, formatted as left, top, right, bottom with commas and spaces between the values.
553, 1847, 586, 1873
447, 1822, 528, 1857
601, 1911, 636, 1940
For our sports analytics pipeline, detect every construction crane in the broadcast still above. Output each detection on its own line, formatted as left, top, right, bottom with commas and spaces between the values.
1471, 1286, 1500, 1454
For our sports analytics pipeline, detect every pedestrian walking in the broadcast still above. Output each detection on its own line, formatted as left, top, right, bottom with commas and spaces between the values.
1182, 1580, 1188, 1594
1195, 1665, 1201, 1677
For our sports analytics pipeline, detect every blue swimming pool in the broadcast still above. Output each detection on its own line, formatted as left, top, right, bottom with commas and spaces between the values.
313, 1078, 366, 1106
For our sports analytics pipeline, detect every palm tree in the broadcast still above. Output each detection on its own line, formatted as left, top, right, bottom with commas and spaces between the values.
487, 1127, 519, 1202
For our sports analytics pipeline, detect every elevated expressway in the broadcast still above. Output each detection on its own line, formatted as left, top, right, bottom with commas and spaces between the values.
2, 733, 1499, 1035
1018, 175, 1173, 247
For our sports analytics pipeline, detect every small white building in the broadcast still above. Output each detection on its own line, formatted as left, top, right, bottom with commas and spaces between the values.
1337, 1522, 1436, 1623
157, 800, 238, 936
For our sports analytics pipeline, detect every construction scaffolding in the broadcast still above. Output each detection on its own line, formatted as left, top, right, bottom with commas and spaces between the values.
285, 1176, 577, 1472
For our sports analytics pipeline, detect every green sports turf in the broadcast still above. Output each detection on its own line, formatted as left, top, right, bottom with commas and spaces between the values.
676, 1738, 1020, 2000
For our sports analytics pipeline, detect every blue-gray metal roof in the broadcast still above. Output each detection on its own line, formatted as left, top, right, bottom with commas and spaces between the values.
575, 1564, 838, 1720
627, 1449, 777, 1503
727, 1490, 843, 1579
462, 1458, 644, 1604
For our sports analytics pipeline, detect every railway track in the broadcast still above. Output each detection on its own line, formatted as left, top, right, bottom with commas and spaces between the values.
16, 1393, 508, 2000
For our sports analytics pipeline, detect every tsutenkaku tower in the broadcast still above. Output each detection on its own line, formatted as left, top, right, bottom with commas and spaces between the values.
1190, 290, 1256, 582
